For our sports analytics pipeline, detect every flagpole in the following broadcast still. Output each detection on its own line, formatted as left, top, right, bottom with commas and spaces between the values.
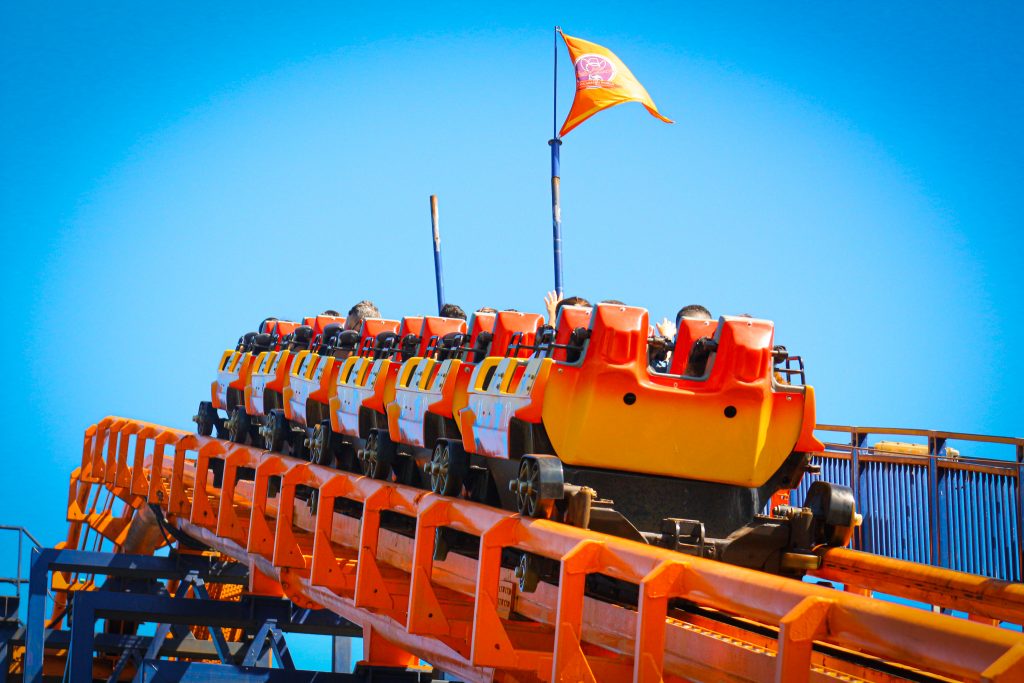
429, 194, 446, 314
549, 26, 564, 299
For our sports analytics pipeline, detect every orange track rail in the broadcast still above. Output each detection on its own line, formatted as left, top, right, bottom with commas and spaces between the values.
68, 416, 1024, 682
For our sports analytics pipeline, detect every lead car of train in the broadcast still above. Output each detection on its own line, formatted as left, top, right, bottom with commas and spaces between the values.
193, 302, 859, 578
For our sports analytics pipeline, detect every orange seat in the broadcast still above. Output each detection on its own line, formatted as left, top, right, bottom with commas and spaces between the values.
488, 311, 545, 359
466, 311, 496, 350
552, 305, 593, 362
415, 316, 468, 357
668, 318, 719, 375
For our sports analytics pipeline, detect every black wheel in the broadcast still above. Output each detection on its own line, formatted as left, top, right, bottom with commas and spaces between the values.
515, 552, 540, 593
428, 441, 465, 497
360, 429, 393, 480
194, 401, 217, 437
514, 457, 559, 518
309, 421, 337, 467
262, 410, 287, 452
226, 406, 251, 445
805, 481, 859, 547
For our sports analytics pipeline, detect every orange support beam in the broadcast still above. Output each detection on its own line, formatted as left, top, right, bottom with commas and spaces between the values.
62, 417, 1024, 683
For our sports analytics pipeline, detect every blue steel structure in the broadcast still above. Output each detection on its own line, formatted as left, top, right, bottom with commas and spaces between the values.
791, 426, 1024, 582
11, 548, 439, 683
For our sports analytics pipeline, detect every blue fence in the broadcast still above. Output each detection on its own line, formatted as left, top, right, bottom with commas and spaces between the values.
790, 426, 1024, 582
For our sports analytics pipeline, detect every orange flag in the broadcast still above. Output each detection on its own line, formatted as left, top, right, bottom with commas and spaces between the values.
559, 32, 673, 137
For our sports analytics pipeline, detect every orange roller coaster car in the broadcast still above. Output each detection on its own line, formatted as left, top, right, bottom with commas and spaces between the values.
194, 302, 855, 577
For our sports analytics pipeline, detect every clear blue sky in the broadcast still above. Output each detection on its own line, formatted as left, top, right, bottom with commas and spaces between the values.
2, 1, 1021, 669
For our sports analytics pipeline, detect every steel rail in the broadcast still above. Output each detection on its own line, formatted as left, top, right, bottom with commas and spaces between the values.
67, 417, 1024, 682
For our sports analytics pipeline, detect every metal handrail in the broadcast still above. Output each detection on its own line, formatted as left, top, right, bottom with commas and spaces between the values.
802, 425, 1024, 583
0, 525, 42, 608
818, 424, 1024, 453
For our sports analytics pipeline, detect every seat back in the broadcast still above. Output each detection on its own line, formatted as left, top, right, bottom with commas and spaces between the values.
467, 312, 497, 349
668, 318, 719, 375
707, 317, 774, 383
488, 312, 544, 359
310, 314, 346, 338
357, 318, 401, 357
552, 305, 594, 362
417, 316, 468, 357
586, 304, 647, 366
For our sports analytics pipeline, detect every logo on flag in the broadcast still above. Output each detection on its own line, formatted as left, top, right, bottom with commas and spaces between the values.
574, 54, 616, 89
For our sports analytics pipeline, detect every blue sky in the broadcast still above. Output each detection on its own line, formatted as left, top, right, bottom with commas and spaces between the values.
2, 1, 1021, 669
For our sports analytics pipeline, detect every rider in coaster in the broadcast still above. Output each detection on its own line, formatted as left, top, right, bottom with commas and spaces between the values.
650, 304, 713, 374
344, 300, 381, 332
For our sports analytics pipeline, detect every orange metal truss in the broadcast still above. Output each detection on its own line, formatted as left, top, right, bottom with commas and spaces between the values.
66, 416, 1024, 682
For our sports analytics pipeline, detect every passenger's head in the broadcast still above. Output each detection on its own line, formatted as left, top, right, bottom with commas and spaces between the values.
676, 304, 712, 322
476, 306, 498, 314
345, 300, 381, 331
600, 299, 625, 305
439, 303, 467, 320
322, 309, 341, 317
555, 296, 592, 317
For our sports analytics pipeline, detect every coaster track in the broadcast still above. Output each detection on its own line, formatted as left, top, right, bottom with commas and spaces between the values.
28, 415, 1024, 682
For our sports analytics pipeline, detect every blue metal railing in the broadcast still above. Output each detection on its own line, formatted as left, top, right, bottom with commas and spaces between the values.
790, 426, 1024, 582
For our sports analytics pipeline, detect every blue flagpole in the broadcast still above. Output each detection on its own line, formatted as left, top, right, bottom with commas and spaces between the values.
429, 194, 445, 314
549, 26, 564, 299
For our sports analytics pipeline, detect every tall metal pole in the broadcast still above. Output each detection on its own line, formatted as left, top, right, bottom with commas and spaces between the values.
429, 195, 445, 315
549, 26, 564, 299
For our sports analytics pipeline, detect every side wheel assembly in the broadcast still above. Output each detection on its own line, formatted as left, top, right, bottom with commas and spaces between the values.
359, 429, 394, 480
307, 421, 337, 467
509, 455, 564, 518
425, 440, 468, 497
259, 410, 287, 453
805, 481, 861, 547
225, 406, 251, 445
193, 401, 221, 438
515, 552, 541, 593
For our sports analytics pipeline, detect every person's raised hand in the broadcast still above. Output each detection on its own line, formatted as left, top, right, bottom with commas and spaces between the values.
656, 317, 677, 340
544, 290, 559, 324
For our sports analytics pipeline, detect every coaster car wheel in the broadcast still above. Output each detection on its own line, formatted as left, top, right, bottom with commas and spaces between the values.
260, 410, 287, 453
511, 455, 564, 519
359, 429, 394, 480
193, 401, 220, 438
308, 421, 336, 467
805, 481, 860, 547
426, 440, 467, 497
226, 406, 251, 445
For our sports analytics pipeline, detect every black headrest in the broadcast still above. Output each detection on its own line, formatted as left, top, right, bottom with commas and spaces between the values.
375, 331, 398, 348
471, 331, 493, 363
239, 331, 257, 351
251, 333, 273, 353
291, 326, 313, 350
372, 331, 400, 359
336, 330, 360, 351
400, 333, 420, 359
321, 323, 343, 344
564, 327, 590, 363
686, 336, 718, 377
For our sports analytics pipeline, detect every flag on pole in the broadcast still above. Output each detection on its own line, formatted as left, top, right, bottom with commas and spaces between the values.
559, 32, 673, 137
